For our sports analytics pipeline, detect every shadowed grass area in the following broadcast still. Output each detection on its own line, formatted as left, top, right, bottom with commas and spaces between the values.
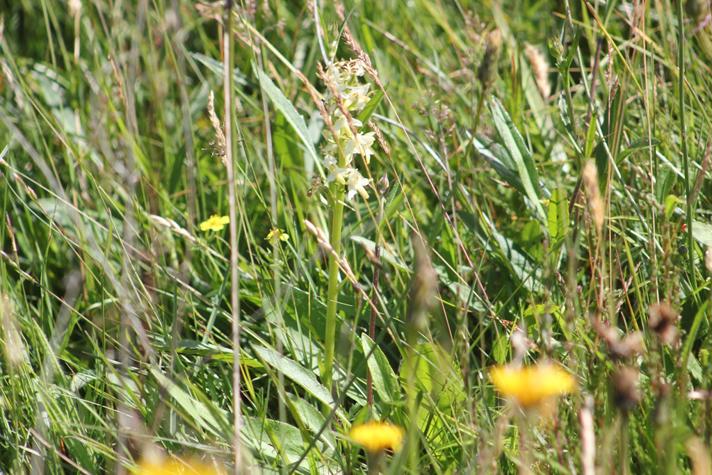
1, 0, 712, 473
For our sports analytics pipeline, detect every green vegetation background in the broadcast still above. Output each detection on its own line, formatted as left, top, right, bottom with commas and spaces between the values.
2, 0, 712, 473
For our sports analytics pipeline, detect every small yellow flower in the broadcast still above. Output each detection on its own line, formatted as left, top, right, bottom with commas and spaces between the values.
490, 363, 576, 408
349, 420, 404, 453
199, 215, 229, 232
266, 227, 289, 244
135, 456, 225, 475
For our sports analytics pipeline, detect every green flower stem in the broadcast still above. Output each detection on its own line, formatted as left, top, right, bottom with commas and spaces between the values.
367, 450, 385, 475
405, 344, 419, 474
323, 164, 346, 397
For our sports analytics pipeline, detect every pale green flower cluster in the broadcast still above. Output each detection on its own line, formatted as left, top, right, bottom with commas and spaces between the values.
322, 60, 375, 201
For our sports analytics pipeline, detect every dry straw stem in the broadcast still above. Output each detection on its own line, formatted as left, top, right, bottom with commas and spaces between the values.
579, 396, 596, 475
222, 0, 243, 470
686, 437, 712, 475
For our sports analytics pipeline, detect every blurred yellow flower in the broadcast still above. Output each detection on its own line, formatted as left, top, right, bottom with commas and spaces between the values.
199, 215, 229, 232
490, 364, 576, 408
135, 457, 225, 475
266, 227, 289, 243
349, 420, 404, 453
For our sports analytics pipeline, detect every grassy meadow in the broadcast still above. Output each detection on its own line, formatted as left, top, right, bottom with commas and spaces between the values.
2, 0, 712, 473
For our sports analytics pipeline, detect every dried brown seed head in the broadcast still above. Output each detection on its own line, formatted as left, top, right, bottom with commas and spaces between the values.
648, 302, 679, 346
592, 317, 643, 360
611, 366, 641, 412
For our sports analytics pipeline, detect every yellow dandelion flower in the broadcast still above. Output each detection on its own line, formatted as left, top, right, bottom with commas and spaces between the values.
490, 363, 576, 408
349, 420, 404, 453
199, 215, 229, 232
266, 227, 289, 243
135, 456, 225, 475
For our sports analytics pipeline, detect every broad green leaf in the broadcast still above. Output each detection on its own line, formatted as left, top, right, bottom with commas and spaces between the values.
256, 67, 321, 174
191, 52, 248, 86
402, 342, 465, 410
150, 368, 229, 439
242, 416, 312, 471
350, 235, 407, 271
289, 395, 336, 451
252, 345, 345, 422
360, 333, 401, 404
691, 221, 712, 247
357, 89, 384, 123
489, 98, 546, 222
493, 333, 509, 365
472, 136, 527, 196
547, 188, 569, 243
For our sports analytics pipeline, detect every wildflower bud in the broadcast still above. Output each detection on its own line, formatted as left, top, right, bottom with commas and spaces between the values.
582, 160, 604, 234
377, 174, 390, 196
648, 302, 679, 346
705, 246, 712, 274
611, 366, 641, 413
349, 420, 404, 454
477, 29, 502, 90
406, 235, 438, 337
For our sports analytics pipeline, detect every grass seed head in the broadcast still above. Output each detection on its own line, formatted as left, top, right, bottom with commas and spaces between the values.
477, 29, 502, 90
582, 160, 604, 234
0, 294, 28, 368
406, 235, 438, 334
524, 43, 551, 99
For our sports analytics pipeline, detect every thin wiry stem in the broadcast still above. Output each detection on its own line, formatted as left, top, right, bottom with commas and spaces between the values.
224, 0, 242, 471
677, 0, 697, 293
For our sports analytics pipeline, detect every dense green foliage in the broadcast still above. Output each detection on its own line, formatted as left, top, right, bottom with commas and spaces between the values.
2, 0, 712, 473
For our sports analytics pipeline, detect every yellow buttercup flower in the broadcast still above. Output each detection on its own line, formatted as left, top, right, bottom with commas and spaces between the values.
199, 215, 229, 232
490, 363, 576, 408
349, 420, 404, 453
135, 456, 225, 475
266, 227, 289, 243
